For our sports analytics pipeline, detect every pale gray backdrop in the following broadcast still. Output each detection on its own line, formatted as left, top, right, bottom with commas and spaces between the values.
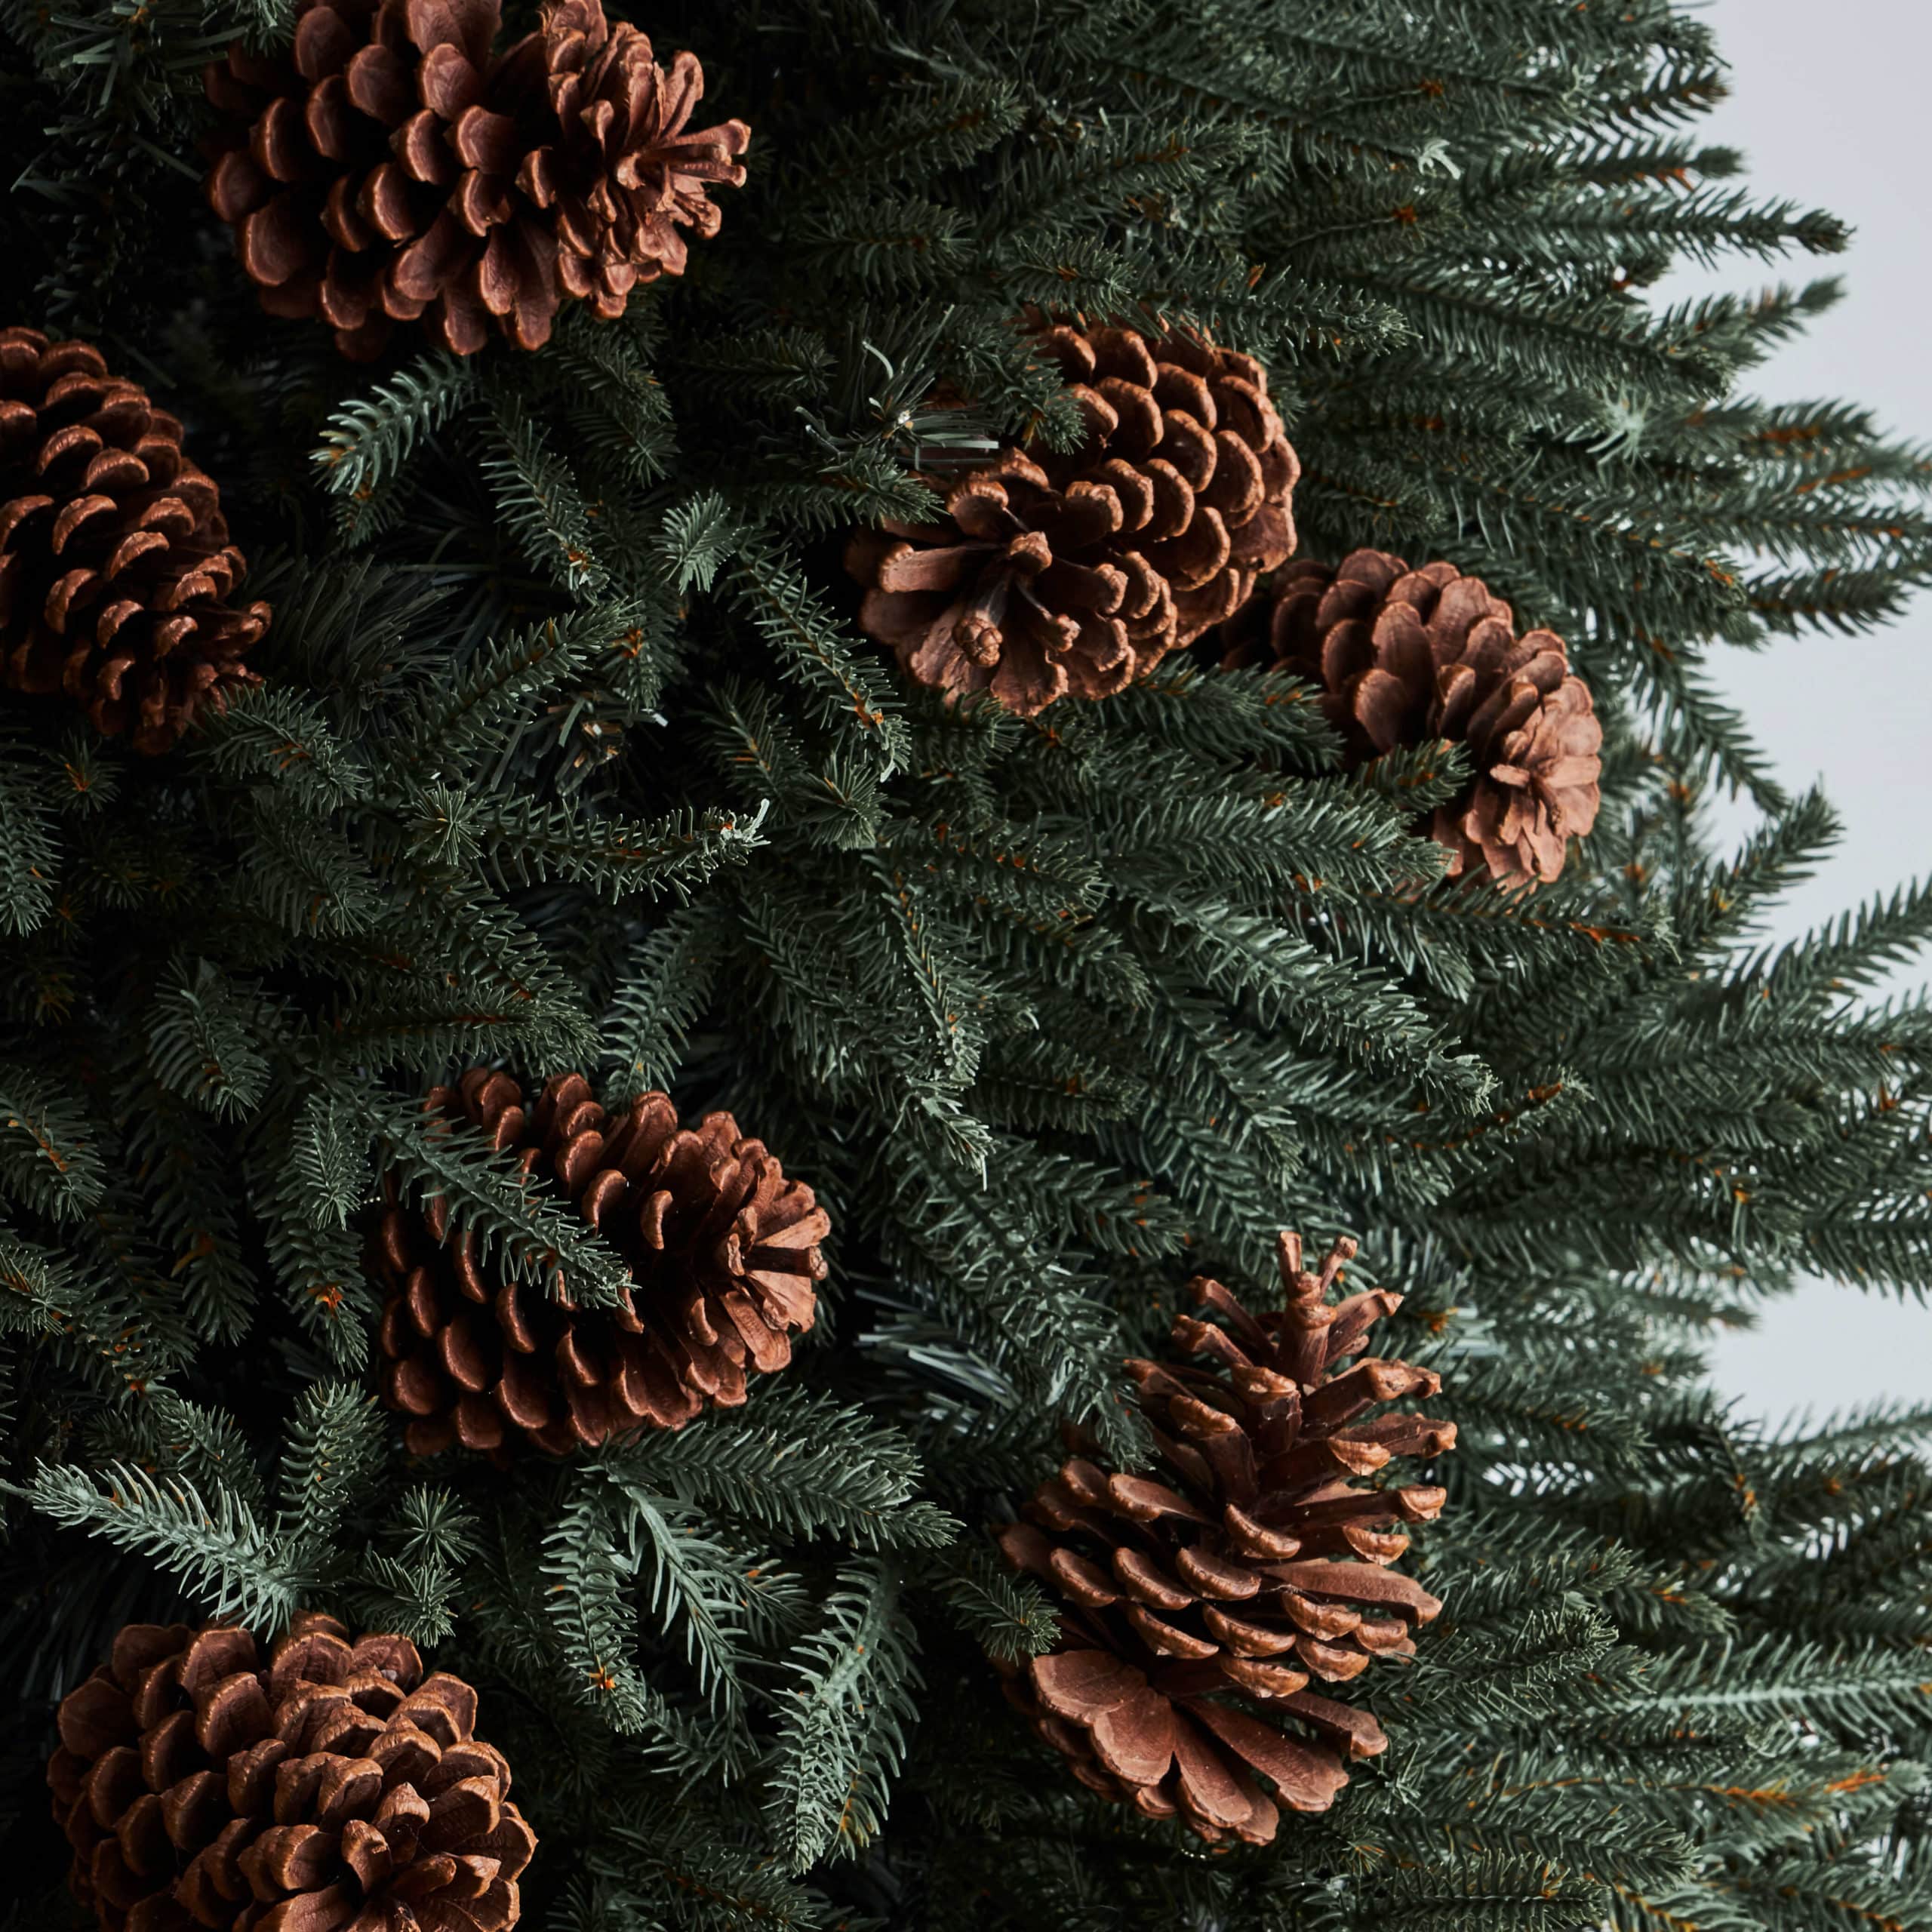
1654, 0, 1932, 1418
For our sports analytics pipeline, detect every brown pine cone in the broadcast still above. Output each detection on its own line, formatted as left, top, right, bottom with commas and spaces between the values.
203, 0, 747, 360
1, 328, 266, 754
47, 1613, 534, 1932
203, 0, 560, 359
998, 1231, 1455, 1845
1221, 549, 1603, 884
847, 320, 1299, 715
533, 0, 750, 312
374, 1069, 828, 1455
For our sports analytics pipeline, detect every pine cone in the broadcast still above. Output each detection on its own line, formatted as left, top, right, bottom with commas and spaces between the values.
535, 0, 750, 312
847, 320, 1300, 715
998, 1232, 1454, 1845
203, 0, 747, 360
1220, 550, 1603, 884
47, 1613, 534, 1932
374, 1069, 828, 1455
1, 328, 266, 754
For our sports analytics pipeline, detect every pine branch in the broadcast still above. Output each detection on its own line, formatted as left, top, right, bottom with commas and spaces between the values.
652, 490, 743, 594
0, 1068, 105, 1223
273, 1383, 386, 1564
455, 797, 766, 903
0, 1229, 75, 1334
928, 1543, 1060, 1664
0, 726, 60, 934
249, 1108, 376, 1368
143, 1391, 267, 1511
145, 958, 274, 1122
599, 902, 731, 1100
540, 1478, 752, 1775
368, 1092, 633, 1310
598, 1476, 758, 1726
190, 685, 371, 810
766, 1559, 920, 1869
540, 1479, 663, 1737
399, 603, 648, 774
13, 1463, 303, 1631
724, 534, 912, 771
601, 1385, 961, 1551
312, 352, 478, 501
476, 386, 608, 597
288, 1089, 370, 1229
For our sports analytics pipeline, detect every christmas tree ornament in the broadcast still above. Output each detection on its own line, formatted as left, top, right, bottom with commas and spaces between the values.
374, 1069, 828, 1455
847, 319, 1299, 715
1220, 549, 1603, 884
203, 0, 748, 360
0, 328, 266, 754
47, 1613, 534, 1932
998, 1231, 1454, 1844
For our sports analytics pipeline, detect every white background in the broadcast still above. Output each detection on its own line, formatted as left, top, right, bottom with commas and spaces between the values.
1656, 0, 1931, 1420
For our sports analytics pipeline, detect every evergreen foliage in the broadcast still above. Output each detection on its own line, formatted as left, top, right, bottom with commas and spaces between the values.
1, 2, 1928, 1929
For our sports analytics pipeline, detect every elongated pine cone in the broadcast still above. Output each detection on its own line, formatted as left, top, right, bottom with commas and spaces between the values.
203, 0, 748, 359
847, 320, 1299, 715
1221, 549, 1603, 884
374, 1069, 827, 1454
1, 328, 266, 753
998, 1231, 1455, 1845
48, 1613, 534, 1932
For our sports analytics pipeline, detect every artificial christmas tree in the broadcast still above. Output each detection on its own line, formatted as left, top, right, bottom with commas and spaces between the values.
3, 2, 1931, 1930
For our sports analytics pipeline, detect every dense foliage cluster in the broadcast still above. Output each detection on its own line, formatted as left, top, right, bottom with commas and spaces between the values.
2, 2, 1929, 1929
